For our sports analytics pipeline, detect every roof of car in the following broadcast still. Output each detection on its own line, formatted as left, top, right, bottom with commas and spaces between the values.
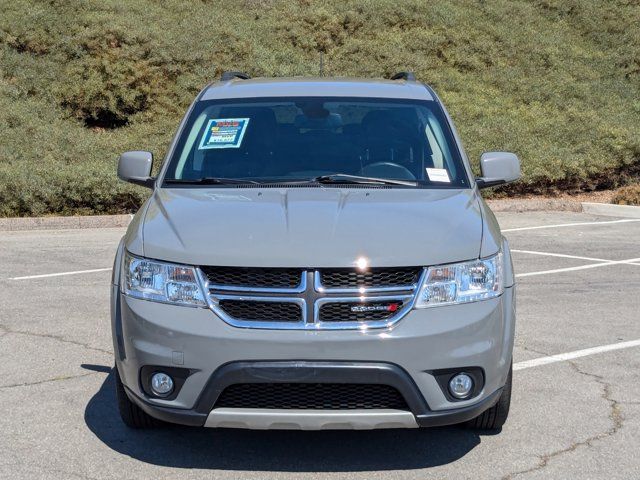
199, 77, 435, 102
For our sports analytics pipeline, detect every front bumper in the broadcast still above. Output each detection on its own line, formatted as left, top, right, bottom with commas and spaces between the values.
124, 362, 503, 429
112, 285, 515, 429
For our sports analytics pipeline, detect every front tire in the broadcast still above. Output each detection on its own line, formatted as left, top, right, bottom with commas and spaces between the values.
115, 365, 161, 428
466, 365, 512, 430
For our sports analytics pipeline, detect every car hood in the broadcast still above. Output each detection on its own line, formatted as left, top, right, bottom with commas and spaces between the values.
138, 187, 484, 267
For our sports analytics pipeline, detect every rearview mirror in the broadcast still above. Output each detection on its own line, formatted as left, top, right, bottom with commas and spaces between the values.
117, 151, 154, 189
476, 152, 520, 189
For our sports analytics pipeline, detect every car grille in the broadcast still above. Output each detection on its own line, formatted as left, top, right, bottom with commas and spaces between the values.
214, 383, 409, 410
218, 299, 302, 322
319, 300, 406, 322
202, 267, 303, 290
202, 267, 422, 330
319, 267, 421, 290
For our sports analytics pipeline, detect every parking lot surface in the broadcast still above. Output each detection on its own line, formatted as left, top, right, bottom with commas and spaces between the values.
1, 211, 639, 479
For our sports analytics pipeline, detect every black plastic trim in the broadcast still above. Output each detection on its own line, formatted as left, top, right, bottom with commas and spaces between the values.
429, 366, 485, 402
221, 71, 251, 81
128, 177, 156, 189
390, 71, 416, 81
114, 294, 126, 361
476, 178, 507, 189
416, 388, 502, 427
123, 361, 502, 428
139, 366, 194, 401
125, 361, 430, 426
124, 386, 208, 427
192, 361, 430, 416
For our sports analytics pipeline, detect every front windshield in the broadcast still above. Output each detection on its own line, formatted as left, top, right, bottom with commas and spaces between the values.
163, 96, 469, 188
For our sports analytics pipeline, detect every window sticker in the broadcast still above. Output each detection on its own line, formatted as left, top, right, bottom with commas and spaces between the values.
426, 167, 451, 183
198, 118, 250, 149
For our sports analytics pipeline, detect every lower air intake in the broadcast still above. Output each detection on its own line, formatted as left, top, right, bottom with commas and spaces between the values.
214, 383, 410, 410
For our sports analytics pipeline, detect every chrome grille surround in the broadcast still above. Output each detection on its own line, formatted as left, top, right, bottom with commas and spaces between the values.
198, 268, 425, 330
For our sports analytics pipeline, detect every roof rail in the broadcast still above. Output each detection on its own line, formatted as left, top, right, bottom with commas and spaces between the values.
220, 71, 251, 81
390, 71, 416, 82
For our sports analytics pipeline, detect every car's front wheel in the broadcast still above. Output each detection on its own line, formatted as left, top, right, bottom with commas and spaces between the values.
466, 364, 512, 430
115, 365, 161, 428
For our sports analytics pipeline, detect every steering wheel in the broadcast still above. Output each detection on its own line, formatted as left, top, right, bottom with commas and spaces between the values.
359, 162, 416, 180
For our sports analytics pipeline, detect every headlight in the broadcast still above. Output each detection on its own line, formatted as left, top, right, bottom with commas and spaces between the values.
123, 252, 206, 307
415, 253, 503, 308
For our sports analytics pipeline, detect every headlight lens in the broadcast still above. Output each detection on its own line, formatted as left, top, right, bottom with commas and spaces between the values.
123, 252, 206, 307
415, 253, 503, 308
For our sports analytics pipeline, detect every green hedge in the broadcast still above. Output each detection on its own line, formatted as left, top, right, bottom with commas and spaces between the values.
0, 0, 639, 216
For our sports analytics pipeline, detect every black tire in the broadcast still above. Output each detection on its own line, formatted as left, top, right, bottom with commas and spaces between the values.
466, 365, 512, 430
115, 365, 161, 428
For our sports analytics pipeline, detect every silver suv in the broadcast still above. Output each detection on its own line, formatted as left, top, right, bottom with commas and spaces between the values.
111, 72, 520, 431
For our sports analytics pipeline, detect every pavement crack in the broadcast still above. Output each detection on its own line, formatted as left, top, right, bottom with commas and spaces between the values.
568, 361, 624, 434
0, 371, 99, 390
515, 342, 549, 357
0, 324, 112, 356
502, 361, 623, 480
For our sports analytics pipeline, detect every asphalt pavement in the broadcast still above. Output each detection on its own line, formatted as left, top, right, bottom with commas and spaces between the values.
1, 211, 639, 479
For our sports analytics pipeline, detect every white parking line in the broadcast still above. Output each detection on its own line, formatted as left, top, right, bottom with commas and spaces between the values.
512, 248, 640, 278
516, 262, 619, 278
503, 218, 640, 233
512, 249, 640, 266
516, 258, 640, 278
514, 339, 640, 371
511, 249, 610, 263
9, 268, 112, 280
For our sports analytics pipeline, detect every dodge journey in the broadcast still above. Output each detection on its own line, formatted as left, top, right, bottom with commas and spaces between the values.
111, 71, 520, 431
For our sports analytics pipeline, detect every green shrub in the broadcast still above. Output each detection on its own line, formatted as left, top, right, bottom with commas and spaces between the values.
611, 185, 640, 206
57, 32, 164, 127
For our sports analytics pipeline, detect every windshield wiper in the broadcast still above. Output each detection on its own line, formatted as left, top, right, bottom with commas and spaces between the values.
310, 174, 417, 187
164, 177, 261, 185
164, 174, 416, 187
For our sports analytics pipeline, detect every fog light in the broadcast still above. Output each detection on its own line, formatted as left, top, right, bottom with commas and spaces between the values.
150, 372, 174, 396
449, 373, 474, 399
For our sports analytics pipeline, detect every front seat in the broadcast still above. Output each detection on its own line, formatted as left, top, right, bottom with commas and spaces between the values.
360, 110, 426, 179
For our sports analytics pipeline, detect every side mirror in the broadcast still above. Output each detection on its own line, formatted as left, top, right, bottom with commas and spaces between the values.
476, 152, 520, 189
117, 151, 155, 189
